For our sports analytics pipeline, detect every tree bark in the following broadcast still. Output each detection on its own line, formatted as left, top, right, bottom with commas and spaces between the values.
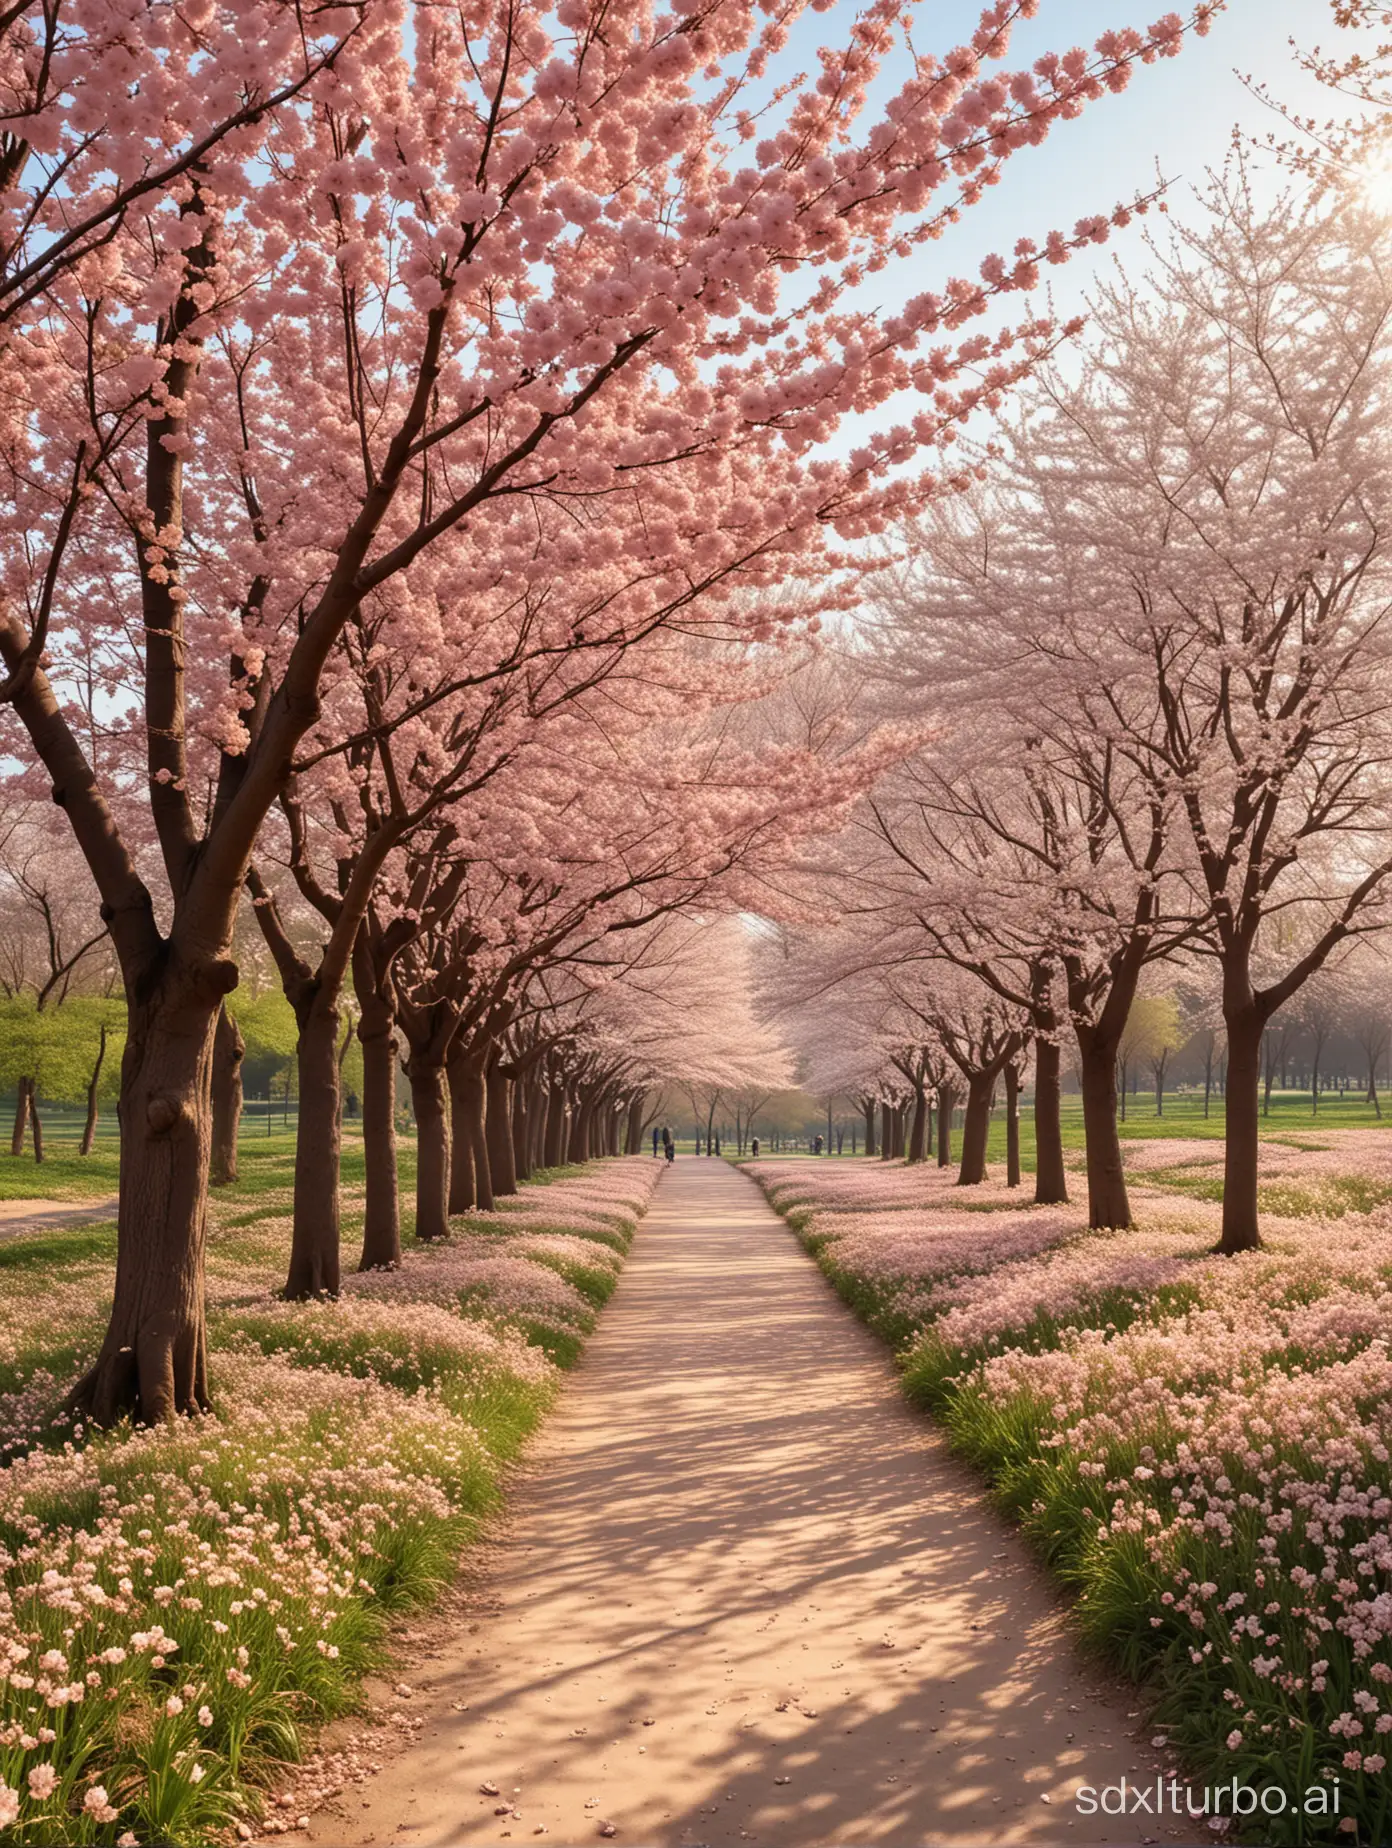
10, 1075, 30, 1156
957, 1073, 993, 1186
409, 1053, 451, 1241
544, 1081, 567, 1168
625, 1094, 645, 1156
209, 1005, 243, 1184
462, 1058, 493, 1212
568, 1087, 592, 1163
447, 1047, 477, 1213
357, 978, 402, 1270
30, 1093, 44, 1163
486, 1063, 518, 1196
1032, 1036, 1068, 1205
936, 1083, 957, 1168
1219, 1006, 1263, 1254
907, 1087, 927, 1163
510, 1077, 530, 1184
527, 1076, 547, 1173
1078, 1030, 1130, 1229
862, 1100, 876, 1159
80, 1025, 108, 1156
285, 997, 342, 1297
1005, 1062, 1021, 1189
69, 987, 218, 1425
879, 1100, 892, 1160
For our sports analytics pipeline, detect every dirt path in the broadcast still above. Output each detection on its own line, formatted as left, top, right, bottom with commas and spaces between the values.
303, 1160, 1171, 1847
0, 1195, 118, 1240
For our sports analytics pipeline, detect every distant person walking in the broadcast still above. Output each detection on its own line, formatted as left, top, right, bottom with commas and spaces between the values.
814, 1133, 824, 1155
751, 1136, 760, 1158
652, 1125, 660, 1159
662, 1127, 674, 1164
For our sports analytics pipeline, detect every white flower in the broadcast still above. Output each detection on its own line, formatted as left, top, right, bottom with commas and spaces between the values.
27, 1764, 58, 1800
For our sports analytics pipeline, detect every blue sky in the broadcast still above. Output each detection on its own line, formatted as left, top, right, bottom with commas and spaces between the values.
765, 1, 1366, 464
884, 0, 1348, 316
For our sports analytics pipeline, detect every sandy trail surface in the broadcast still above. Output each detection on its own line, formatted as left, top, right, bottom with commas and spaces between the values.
0, 1195, 118, 1240
302, 1159, 1171, 1847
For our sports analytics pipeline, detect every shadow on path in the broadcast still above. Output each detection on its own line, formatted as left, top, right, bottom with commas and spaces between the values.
298, 1160, 1171, 1847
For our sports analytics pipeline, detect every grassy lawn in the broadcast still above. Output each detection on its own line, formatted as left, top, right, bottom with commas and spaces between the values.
749, 1088, 1392, 1172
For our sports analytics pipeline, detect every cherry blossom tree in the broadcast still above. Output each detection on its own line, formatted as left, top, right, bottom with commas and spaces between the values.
572, 916, 793, 1141
985, 173, 1392, 1251
0, 0, 1220, 1418
860, 567, 1198, 1226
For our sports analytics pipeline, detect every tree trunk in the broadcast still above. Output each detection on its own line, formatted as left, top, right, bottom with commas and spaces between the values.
69, 988, 218, 1425
30, 1094, 44, 1163
863, 1100, 876, 1159
209, 1006, 243, 1184
462, 1059, 492, 1213
879, 1100, 892, 1160
1078, 1031, 1130, 1229
447, 1048, 477, 1213
510, 1078, 530, 1184
527, 1078, 547, 1173
936, 1083, 956, 1168
544, 1083, 567, 1169
625, 1094, 644, 1156
1219, 1006, 1263, 1255
408, 1053, 451, 1242
285, 998, 342, 1298
567, 1088, 588, 1163
907, 1087, 927, 1163
486, 1064, 518, 1196
80, 1025, 109, 1156
357, 992, 402, 1270
957, 1073, 993, 1186
1033, 1037, 1068, 1205
10, 1075, 30, 1156
1005, 1062, 1022, 1189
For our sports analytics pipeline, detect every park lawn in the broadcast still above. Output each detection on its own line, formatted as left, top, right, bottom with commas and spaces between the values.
746, 1122, 1392, 1846
0, 1147, 659, 1847
0, 1126, 397, 1205
753, 1088, 1392, 1173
